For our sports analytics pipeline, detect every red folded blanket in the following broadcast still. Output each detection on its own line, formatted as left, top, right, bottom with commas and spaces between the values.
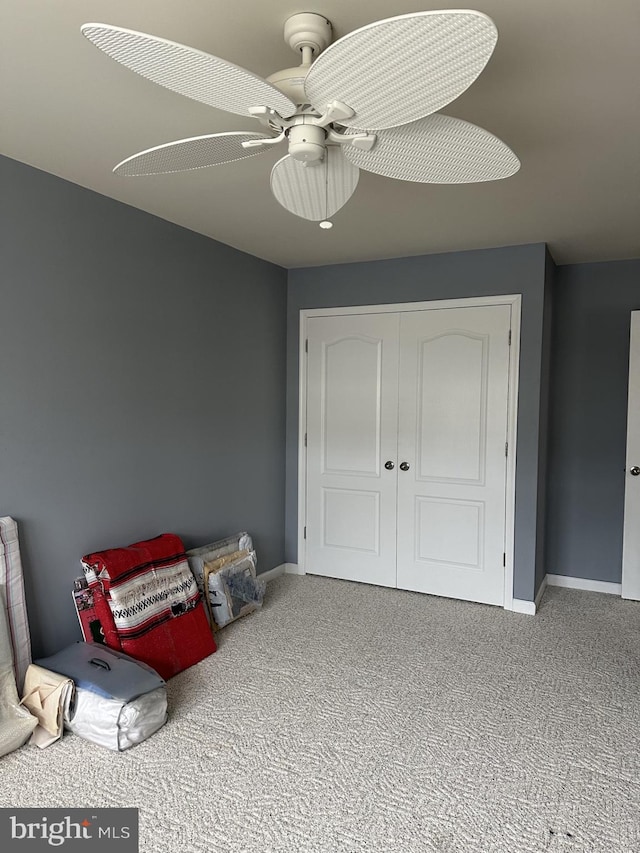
82, 533, 215, 679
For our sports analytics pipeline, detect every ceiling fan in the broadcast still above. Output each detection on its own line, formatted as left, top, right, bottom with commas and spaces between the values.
81, 9, 520, 228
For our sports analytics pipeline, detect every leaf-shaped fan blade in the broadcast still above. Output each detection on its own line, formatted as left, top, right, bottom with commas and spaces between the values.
270, 149, 359, 221
114, 132, 274, 176
81, 23, 297, 118
304, 10, 497, 131
342, 115, 520, 183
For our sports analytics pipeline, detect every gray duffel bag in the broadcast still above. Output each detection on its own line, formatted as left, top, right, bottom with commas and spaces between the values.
36, 643, 167, 751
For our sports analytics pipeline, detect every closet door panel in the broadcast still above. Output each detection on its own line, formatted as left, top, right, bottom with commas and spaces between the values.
305, 313, 400, 587
396, 305, 511, 605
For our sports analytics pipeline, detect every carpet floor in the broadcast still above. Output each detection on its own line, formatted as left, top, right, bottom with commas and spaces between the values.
1, 574, 639, 852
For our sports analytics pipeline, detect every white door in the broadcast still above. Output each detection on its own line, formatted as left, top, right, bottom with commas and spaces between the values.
396, 306, 511, 605
622, 311, 640, 600
306, 313, 400, 586
304, 303, 512, 605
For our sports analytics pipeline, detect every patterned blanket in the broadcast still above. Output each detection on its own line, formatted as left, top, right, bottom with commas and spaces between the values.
82, 533, 215, 680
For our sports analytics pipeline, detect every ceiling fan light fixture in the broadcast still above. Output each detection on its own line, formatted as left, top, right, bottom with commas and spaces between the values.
319, 220, 333, 229
288, 124, 326, 164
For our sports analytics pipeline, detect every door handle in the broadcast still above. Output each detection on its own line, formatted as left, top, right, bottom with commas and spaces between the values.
399, 462, 410, 471
384, 460, 395, 470
631, 466, 640, 476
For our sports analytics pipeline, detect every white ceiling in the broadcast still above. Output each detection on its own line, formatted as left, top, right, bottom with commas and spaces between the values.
2, 0, 639, 269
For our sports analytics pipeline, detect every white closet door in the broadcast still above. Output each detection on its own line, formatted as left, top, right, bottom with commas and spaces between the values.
305, 313, 400, 586
622, 311, 640, 600
396, 305, 511, 605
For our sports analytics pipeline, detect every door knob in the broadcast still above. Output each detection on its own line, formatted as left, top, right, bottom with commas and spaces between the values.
399, 462, 410, 471
631, 466, 640, 476
384, 460, 395, 470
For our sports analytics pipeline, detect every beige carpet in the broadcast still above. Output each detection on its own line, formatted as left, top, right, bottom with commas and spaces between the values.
1, 574, 639, 852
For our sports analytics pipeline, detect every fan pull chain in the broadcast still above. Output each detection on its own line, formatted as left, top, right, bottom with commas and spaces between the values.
320, 150, 333, 229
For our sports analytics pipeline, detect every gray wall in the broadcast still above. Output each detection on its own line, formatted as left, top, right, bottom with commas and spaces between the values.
286, 243, 549, 601
534, 249, 556, 595
545, 259, 640, 583
0, 156, 287, 658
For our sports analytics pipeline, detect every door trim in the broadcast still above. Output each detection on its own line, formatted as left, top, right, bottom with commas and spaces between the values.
297, 294, 522, 610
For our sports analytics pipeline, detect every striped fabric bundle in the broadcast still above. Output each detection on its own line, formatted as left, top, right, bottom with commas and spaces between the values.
81, 533, 215, 680
0, 517, 32, 692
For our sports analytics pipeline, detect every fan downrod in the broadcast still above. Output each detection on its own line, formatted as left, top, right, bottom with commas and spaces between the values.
267, 13, 332, 104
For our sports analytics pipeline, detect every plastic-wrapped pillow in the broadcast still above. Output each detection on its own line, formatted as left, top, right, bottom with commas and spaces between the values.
186, 531, 253, 590
202, 549, 266, 629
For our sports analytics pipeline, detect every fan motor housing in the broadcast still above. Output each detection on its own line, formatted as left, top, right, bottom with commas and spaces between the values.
287, 123, 326, 164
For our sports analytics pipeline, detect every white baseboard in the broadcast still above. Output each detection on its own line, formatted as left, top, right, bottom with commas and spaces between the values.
510, 573, 620, 614
511, 598, 537, 615
259, 564, 286, 583
546, 574, 621, 596
506, 576, 546, 616
535, 575, 548, 610
259, 563, 304, 582
263, 566, 621, 603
